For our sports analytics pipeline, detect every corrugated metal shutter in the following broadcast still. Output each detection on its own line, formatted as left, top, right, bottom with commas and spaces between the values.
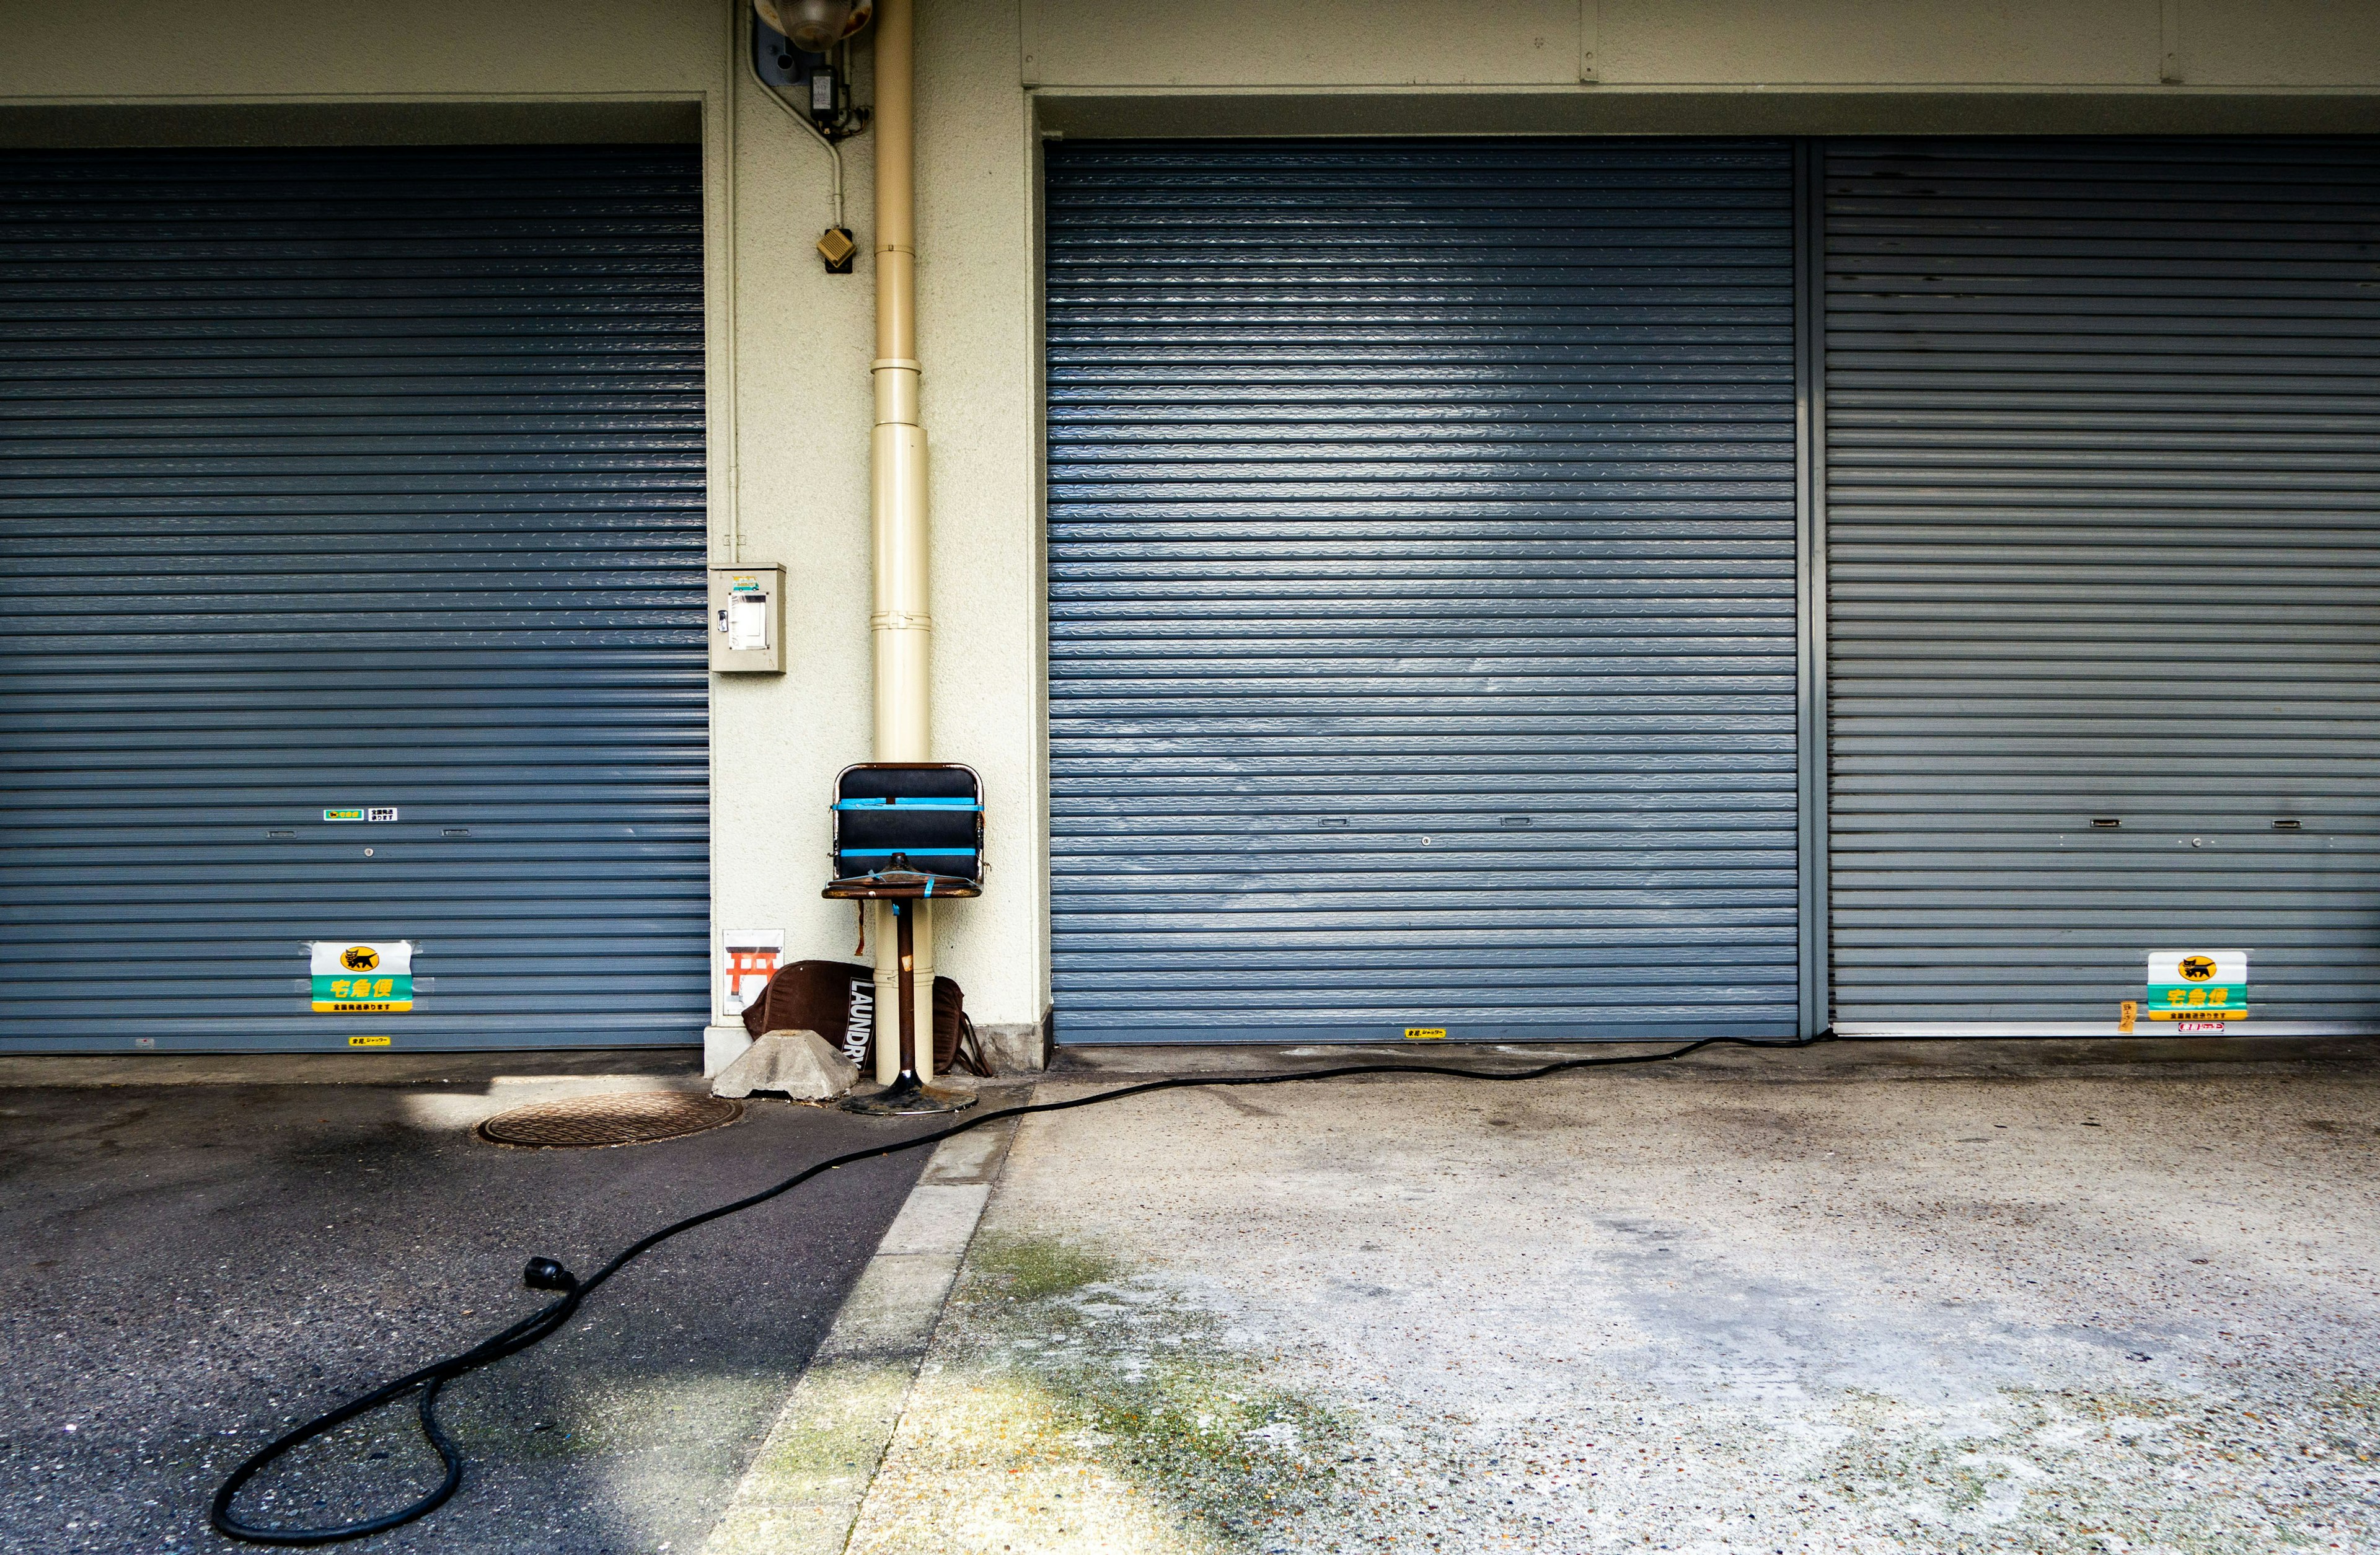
1825, 136, 2380, 1032
1046, 139, 1800, 1043
0, 144, 709, 1052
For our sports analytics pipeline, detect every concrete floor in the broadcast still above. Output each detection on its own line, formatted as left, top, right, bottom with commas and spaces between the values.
0, 1052, 946, 1555
840, 1038, 2380, 1554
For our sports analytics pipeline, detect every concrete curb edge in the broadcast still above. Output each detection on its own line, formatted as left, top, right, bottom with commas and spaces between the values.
698, 1090, 1028, 1555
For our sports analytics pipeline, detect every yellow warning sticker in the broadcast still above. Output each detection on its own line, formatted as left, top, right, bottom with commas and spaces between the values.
348, 1034, 392, 1047
1403, 1027, 1448, 1041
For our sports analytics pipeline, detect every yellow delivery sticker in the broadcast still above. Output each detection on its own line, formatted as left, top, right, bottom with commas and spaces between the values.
310, 941, 415, 1012
2144, 948, 2247, 1021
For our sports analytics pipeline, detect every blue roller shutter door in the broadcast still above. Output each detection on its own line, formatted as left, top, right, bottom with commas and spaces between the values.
1045, 139, 1800, 1043
0, 144, 709, 1052
1825, 137, 2380, 1031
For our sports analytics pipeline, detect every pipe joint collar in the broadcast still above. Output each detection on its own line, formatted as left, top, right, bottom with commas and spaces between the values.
870, 610, 934, 630
871, 358, 922, 373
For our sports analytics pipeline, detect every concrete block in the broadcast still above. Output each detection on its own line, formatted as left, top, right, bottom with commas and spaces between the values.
711, 1029, 855, 1100
972, 1018, 1047, 1074
703, 1023, 754, 1078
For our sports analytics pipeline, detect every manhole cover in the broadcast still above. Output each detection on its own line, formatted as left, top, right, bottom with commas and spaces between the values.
475, 1091, 743, 1149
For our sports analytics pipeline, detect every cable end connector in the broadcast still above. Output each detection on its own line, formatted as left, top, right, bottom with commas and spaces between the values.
522, 1258, 580, 1295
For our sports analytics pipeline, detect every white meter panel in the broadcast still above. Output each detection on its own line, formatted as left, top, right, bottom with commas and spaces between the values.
708, 565, 786, 673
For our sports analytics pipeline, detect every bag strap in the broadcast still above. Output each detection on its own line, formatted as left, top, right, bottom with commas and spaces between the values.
953, 1011, 992, 1078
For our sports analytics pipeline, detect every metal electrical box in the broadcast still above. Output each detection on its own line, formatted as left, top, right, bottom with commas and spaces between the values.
708, 566, 785, 673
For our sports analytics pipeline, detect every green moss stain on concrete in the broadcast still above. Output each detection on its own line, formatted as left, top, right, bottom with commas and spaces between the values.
844, 1235, 1356, 1553
971, 1231, 1125, 1303
1054, 1354, 1351, 1539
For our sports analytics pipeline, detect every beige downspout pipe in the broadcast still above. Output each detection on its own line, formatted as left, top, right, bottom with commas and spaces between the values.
868, 0, 935, 1083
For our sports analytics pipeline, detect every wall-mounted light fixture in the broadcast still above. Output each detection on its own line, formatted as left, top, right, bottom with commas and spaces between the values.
756, 0, 874, 53
749, 0, 874, 270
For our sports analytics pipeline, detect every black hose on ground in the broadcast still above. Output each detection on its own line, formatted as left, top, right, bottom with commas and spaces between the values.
209, 1031, 1834, 1545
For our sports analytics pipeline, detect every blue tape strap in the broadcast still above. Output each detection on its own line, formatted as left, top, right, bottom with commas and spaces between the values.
850, 867, 963, 894
833, 798, 981, 810
837, 848, 977, 857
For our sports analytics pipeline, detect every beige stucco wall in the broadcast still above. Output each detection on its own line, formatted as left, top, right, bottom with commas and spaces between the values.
4, 0, 2378, 1051
1023, 0, 2380, 89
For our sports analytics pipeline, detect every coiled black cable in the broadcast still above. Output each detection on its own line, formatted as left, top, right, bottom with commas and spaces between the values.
211, 1031, 1831, 1544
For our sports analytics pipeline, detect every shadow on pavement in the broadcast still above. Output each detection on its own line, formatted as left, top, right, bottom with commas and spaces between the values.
0, 1063, 946, 1555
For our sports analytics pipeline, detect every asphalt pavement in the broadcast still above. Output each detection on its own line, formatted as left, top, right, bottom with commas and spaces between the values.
0, 1052, 945, 1555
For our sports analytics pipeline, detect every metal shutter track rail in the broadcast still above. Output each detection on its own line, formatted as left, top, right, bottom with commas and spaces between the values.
0, 146, 710, 1051
1824, 137, 2380, 1032
1046, 139, 1800, 1042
